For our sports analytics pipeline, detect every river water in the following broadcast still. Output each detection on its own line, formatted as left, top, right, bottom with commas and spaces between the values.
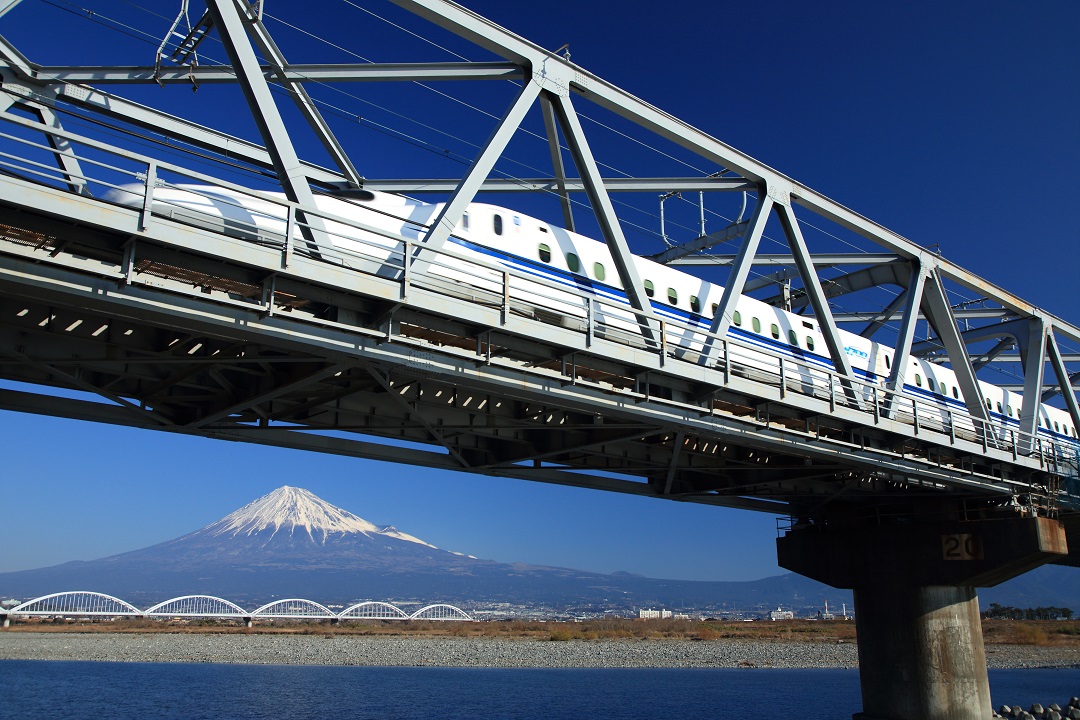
2, 662, 1077, 719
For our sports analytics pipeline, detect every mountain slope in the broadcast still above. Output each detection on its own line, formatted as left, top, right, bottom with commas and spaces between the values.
0, 486, 1075, 612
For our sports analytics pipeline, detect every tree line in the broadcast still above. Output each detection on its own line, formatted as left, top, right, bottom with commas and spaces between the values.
983, 603, 1074, 620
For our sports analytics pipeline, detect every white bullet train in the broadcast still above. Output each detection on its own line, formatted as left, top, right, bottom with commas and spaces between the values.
107, 181, 1080, 455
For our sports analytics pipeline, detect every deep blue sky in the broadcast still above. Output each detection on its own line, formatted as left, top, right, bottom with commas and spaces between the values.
0, 0, 1077, 581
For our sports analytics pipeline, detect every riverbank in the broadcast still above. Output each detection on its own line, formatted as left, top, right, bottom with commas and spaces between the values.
2, 631, 1079, 669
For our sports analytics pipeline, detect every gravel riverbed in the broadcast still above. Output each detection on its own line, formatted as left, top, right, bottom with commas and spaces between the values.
2, 632, 1079, 669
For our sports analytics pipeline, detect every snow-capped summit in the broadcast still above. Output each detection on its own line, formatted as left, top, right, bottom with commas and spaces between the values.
202, 485, 435, 547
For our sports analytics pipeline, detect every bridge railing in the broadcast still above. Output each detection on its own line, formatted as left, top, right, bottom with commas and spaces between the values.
0, 108, 1074, 496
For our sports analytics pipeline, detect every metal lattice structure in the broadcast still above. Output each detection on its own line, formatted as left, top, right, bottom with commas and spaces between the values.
410, 604, 472, 621
0, 0, 1076, 526
251, 599, 337, 619
9, 591, 143, 617
144, 595, 248, 618
1, 592, 472, 622
339, 601, 411, 621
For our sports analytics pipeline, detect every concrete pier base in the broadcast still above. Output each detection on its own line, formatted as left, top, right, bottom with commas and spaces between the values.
778, 514, 1068, 720
852, 585, 990, 720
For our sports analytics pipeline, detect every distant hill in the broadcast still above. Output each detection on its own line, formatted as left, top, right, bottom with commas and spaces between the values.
0, 486, 1075, 613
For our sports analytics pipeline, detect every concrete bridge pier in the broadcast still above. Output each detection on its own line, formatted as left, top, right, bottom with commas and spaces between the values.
777, 514, 1068, 720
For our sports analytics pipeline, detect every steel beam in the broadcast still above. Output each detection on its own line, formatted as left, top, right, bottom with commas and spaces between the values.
539, 93, 575, 231
920, 268, 992, 429
774, 202, 856, 396
1016, 319, 1048, 453
205, 0, 329, 256
421, 79, 541, 251
33, 62, 523, 84
1046, 334, 1080, 433
549, 92, 658, 348
650, 221, 747, 265
236, 1, 362, 187
671, 252, 899, 267
357, 177, 752, 193
698, 193, 772, 366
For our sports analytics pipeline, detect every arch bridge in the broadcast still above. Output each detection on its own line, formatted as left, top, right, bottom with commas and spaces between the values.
0, 2, 1075, 718
2, 592, 472, 624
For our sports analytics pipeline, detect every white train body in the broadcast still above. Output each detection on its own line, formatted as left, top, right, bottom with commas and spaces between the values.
108, 182, 1080, 455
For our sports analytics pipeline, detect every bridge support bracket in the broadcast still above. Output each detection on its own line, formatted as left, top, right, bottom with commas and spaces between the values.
777, 515, 1068, 720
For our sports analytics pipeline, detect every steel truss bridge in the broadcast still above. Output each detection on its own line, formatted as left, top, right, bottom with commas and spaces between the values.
2, 591, 473, 622
0, 0, 1076, 531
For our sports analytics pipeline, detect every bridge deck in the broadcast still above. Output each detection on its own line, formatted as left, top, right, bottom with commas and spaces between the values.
0, 110, 1073, 518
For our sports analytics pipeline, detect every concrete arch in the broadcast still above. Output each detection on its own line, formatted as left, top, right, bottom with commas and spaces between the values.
251, 598, 335, 619
339, 601, 409, 620
410, 604, 472, 621
145, 595, 249, 617
10, 591, 142, 616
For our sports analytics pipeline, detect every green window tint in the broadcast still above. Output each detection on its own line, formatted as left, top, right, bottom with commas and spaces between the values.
788, 329, 798, 346
985, 398, 992, 410
690, 295, 701, 313
770, 324, 780, 340
927, 378, 936, 393
915, 374, 922, 387
667, 288, 678, 305
493, 214, 503, 236
567, 253, 580, 273
806, 336, 815, 352
1006, 405, 1013, 417
538, 243, 551, 263
996, 402, 1002, 413
733, 310, 742, 326
644, 279, 654, 298
752, 317, 761, 333
593, 262, 606, 281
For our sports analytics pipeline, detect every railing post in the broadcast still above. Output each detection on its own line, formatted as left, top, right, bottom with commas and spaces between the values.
501, 269, 510, 325
283, 206, 296, 269
872, 386, 879, 424
401, 241, 411, 301
779, 358, 786, 399
659, 320, 667, 367
829, 373, 836, 412
139, 161, 157, 231
586, 297, 594, 348
722, 338, 730, 385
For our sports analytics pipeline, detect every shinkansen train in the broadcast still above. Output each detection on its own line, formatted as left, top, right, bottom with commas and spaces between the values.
106, 181, 1080, 454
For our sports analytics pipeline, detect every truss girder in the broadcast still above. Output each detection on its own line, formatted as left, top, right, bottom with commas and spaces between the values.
33, 62, 524, 84
919, 267, 992, 429
235, 0, 362, 187
1047, 334, 1080, 432
699, 193, 772, 365
547, 92, 659, 348
358, 177, 754, 193
763, 260, 911, 311
421, 79, 541, 251
205, 0, 330, 257
1017, 318, 1048, 452
774, 202, 855, 397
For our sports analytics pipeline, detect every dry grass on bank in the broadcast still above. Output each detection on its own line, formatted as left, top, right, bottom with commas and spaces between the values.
7, 617, 1079, 645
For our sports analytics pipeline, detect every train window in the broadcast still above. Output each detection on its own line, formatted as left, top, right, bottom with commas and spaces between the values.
915, 374, 922, 387
770, 324, 780, 340
789, 329, 799, 346
539, 226, 549, 233
690, 295, 701, 313
985, 398, 992, 410
593, 262, 606, 281
567, 252, 580, 273
733, 310, 742, 326
493, 214, 503, 236
927, 378, 936, 393
752, 317, 761, 333
538, 243, 551, 263
996, 402, 1002, 413
806, 336, 815, 352
1054, 421, 1060, 432
462, 212, 470, 231
885, 355, 891, 369
644, 279, 655, 297
1006, 405, 1013, 417
802, 320, 814, 329
667, 288, 678, 305
952, 386, 959, 399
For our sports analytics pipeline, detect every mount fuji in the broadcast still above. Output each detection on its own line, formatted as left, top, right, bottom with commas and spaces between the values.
1, 486, 1075, 611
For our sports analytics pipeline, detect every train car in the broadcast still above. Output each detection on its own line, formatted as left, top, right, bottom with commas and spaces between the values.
105, 181, 1080, 456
